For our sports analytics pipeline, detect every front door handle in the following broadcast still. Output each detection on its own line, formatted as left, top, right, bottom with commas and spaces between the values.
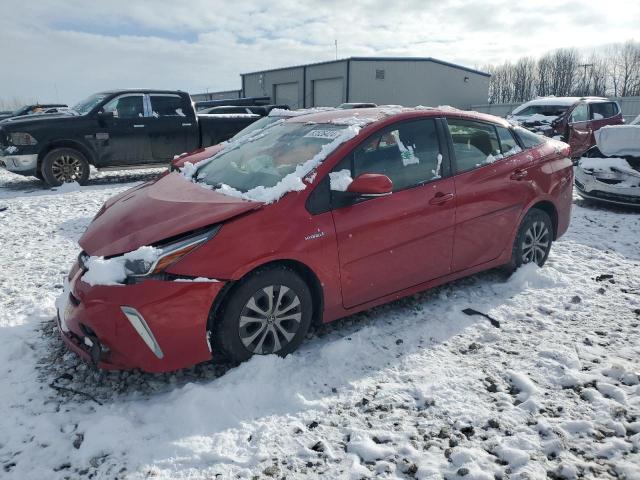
133, 124, 145, 128
429, 192, 455, 205
511, 169, 528, 180
182, 123, 192, 127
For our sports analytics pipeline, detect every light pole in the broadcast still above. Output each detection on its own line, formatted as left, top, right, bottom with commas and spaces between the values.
579, 63, 594, 96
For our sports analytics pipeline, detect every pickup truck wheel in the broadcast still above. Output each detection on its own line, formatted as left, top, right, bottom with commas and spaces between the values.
41, 148, 90, 187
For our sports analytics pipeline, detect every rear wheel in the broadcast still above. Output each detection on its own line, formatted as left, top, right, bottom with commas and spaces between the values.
508, 209, 553, 271
41, 148, 90, 187
213, 266, 313, 363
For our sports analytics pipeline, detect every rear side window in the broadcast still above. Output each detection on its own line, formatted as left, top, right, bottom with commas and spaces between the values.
447, 119, 501, 173
496, 126, 521, 157
513, 126, 545, 149
590, 102, 618, 120
351, 118, 443, 191
150, 95, 186, 117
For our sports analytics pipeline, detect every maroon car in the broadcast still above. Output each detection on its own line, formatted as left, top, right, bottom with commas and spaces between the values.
551, 97, 624, 158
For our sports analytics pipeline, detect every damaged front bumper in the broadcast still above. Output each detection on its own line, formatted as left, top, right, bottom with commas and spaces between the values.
575, 165, 640, 207
0, 152, 38, 175
57, 261, 226, 372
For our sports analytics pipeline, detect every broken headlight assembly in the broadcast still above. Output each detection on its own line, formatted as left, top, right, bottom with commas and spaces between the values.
125, 225, 221, 279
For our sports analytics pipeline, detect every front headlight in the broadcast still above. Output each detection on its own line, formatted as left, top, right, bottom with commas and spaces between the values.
9, 132, 38, 146
125, 225, 221, 277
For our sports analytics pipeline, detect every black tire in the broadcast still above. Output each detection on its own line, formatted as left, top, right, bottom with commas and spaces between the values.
212, 266, 313, 363
41, 148, 90, 187
507, 209, 553, 272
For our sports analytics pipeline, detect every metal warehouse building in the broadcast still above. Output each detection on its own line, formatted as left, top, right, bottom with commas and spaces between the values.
240, 57, 490, 109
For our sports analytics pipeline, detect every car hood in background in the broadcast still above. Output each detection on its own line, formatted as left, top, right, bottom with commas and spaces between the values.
79, 172, 261, 257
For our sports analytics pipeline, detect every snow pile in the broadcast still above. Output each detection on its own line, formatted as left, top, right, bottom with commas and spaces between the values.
53, 182, 81, 193
328, 169, 353, 191
595, 124, 640, 157
82, 246, 160, 286
205, 125, 362, 204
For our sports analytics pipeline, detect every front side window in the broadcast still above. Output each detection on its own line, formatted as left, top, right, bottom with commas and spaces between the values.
447, 119, 501, 173
149, 95, 186, 117
590, 102, 618, 120
102, 95, 144, 119
569, 103, 588, 123
196, 122, 349, 192
350, 119, 442, 191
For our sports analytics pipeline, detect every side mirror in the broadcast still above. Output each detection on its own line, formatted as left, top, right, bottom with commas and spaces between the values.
346, 173, 393, 197
97, 110, 114, 123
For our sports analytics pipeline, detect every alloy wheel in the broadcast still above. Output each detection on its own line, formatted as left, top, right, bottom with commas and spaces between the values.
521, 220, 550, 265
238, 285, 302, 354
51, 154, 84, 183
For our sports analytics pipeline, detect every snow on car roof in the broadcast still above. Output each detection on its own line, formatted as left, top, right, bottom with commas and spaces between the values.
287, 106, 510, 127
517, 97, 582, 107
595, 124, 640, 157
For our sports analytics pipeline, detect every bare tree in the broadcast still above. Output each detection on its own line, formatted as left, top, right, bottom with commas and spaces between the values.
511, 57, 536, 102
609, 41, 640, 97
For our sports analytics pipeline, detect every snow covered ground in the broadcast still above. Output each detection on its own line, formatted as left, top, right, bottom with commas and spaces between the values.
0, 168, 639, 479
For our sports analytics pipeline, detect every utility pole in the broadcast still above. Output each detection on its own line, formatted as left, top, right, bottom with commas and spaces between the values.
335, 39, 338, 60
579, 63, 593, 96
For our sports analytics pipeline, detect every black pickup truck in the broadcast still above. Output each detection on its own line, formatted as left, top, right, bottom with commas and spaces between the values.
0, 89, 260, 186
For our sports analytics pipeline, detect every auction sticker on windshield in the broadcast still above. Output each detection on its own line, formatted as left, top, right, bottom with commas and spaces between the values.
304, 129, 342, 140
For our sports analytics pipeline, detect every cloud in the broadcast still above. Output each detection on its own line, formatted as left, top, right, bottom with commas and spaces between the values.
0, 0, 638, 104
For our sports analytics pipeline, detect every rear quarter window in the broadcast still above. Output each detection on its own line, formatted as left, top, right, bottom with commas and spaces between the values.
513, 127, 545, 149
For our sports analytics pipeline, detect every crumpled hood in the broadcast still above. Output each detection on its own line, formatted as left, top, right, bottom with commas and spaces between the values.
79, 172, 261, 257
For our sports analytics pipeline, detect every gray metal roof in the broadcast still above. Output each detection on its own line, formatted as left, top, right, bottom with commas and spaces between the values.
240, 56, 490, 78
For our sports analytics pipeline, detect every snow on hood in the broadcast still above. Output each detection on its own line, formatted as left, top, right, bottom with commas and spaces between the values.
595, 125, 640, 157
578, 157, 640, 178
510, 113, 558, 124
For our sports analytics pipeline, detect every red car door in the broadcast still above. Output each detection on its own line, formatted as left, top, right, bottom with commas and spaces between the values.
331, 118, 456, 309
566, 102, 592, 157
446, 119, 537, 272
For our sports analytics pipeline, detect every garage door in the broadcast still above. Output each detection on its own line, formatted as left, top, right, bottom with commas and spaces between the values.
274, 82, 299, 108
313, 77, 344, 107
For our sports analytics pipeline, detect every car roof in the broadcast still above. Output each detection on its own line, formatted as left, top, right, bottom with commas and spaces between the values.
286, 106, 510, 128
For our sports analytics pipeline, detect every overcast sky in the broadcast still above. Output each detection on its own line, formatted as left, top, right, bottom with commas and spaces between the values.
1, 0, 638, 105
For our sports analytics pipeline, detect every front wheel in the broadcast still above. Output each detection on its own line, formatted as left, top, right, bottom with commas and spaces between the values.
509, 209, 553, 271
40, 148, 90, 187
212, 266, 313, 363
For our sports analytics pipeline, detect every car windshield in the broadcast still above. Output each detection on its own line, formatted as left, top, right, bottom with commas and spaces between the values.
11, 106, 30, 116
196, 122, 348, 193
230, 116, 282, 141
513, 105, 570, 117
72, 93, 109, 115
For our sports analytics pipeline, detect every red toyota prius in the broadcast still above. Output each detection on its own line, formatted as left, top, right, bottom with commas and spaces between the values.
57, 107, 573, 372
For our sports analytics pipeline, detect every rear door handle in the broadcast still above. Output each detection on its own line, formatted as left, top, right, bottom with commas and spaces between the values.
511, 169, 528, 180
182, 123, 192, 127
133, 124, 145, 128
429, 192, 455, 205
